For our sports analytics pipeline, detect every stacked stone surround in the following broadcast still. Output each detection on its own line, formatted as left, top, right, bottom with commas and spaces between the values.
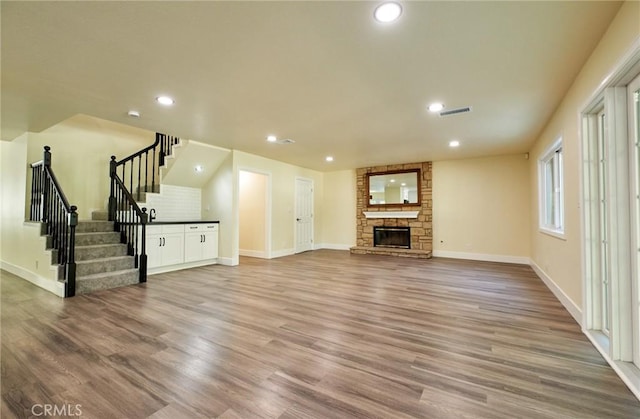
350, 162, 433, 258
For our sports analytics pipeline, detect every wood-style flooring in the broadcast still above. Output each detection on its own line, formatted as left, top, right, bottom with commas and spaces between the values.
2, 250, 640, 418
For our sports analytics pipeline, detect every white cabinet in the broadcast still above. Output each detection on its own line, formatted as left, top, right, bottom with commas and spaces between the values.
184, 224, 219, 263
146, 225, 185, 268
144, 222, 219, 274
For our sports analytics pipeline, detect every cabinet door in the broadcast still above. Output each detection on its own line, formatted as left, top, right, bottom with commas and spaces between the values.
202, 231, 218, 259
146, 234, 163, 268
184, 232, 203, 263
162, 233, 185, 266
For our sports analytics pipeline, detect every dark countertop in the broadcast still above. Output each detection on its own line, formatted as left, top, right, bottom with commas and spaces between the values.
148, 220, 219, 225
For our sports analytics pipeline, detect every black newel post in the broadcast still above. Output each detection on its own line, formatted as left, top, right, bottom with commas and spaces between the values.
108, 156, 117, 221
42, 146, 51, 223
139, 207, 148, 283
66, 205, 78, 297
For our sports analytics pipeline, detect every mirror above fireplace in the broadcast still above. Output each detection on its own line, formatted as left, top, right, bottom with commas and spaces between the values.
366, 169, 421, 207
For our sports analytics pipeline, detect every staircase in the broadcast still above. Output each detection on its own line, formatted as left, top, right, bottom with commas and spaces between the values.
29, 133, 181, 297
72, 214, 139, 294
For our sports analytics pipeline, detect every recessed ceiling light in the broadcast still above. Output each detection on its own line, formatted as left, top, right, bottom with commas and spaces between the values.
449, 140, 460, 148
374, 2, 402, 23
401, 182, 406, 186
127, 110, 140, 118
390, 179, 396, 183
194, 165, 203, 173
428, 103, 445, 112
266, 135, 277, 143
156, 96, 174, 106
325, 156, 334, 162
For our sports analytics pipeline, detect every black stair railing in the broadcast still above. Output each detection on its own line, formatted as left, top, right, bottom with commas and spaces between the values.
112, 132, 180, 202
108, 132, 179, 283
109, 164, 148, 283
29, 146, 78, 297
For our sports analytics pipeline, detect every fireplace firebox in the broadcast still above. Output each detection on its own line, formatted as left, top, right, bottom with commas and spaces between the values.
373, 226, 410, 249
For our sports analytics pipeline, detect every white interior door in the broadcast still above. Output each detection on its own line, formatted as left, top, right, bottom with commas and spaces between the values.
295, 178, 313, 253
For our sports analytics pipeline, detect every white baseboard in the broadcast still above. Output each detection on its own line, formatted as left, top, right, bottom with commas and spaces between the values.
217, 256, 238, 266
529, 259, 582, 326
432, 250, 530, 265
239, 249, 268, 258
585, 330, 640, 401
270, 248, 295, 259
1, 260, 64, 297
314, 243, 352, 251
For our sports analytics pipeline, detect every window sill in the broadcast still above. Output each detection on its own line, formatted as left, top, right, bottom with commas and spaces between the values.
539, 227, 566, 240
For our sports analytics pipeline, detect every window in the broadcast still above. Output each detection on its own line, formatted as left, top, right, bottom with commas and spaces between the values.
539, 137, 564, 236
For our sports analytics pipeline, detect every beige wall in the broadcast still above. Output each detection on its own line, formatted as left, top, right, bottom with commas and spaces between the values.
1, 135, 63, 295
201, 153, 236, 265
239, 170, 267, 254
433, 154, 530, 261
529, 1, 640, 309
26, 114, 154, 219
322, 169, 357, 248
233, 150, 325, 255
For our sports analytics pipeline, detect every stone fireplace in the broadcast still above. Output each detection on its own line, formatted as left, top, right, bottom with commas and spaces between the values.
350, 161, 432, 258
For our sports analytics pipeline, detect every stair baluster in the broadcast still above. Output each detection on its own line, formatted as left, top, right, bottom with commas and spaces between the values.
108, 132, 177, 283
29, 146, 78, 297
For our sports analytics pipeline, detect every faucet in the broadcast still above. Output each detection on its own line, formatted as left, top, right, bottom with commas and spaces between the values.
149, 208, 156, 222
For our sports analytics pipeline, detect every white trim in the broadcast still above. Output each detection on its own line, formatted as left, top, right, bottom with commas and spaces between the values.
271, 248, 295, 259
432, 250, 529, 265
363, 211, 419, 219
238, 167, 272, 261
294, 176, 314, 254
216, 256, 238, 266
0, 261, 65, 297
148, 259, 219, 275
585, 330, 640, 401
529, 259, 582, 326
239, 249, 268, 258
539, 227, 567, 240
314, 243, 352, 251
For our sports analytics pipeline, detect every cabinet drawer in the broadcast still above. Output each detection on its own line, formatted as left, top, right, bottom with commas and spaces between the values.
147, 224, 184, 235
184, 223, 218, 232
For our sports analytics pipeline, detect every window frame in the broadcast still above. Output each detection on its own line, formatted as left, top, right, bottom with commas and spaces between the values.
538, 137, 565, 238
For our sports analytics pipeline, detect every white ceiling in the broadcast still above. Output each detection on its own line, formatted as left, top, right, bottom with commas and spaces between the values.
1, 1, 622, 171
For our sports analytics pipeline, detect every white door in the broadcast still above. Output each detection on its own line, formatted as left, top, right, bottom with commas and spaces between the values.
295, 178, 313, 253
628, 73, 640, 368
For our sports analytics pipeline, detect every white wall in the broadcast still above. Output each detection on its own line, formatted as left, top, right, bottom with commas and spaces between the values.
144, 185, 201, 222
432, 154, 531, 263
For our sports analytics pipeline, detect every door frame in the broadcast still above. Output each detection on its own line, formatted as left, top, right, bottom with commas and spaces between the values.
294, 176, 314, 254
238, 167, 272, 260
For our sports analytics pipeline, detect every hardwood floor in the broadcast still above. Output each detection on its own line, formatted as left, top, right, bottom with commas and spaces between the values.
2, 250, 640, 418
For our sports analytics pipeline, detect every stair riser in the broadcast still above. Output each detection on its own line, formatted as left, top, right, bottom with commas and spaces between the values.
76, 257, 135, 276
76, 222, 114, 233
76, 271, 140, 295
75, 245, 128, 261
75, 233, 121, 246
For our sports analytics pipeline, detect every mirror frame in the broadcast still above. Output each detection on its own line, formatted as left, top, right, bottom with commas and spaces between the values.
366, 168, 421, 207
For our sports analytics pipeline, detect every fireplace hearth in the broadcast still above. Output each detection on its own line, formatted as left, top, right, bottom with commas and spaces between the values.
373, 226, 410, 249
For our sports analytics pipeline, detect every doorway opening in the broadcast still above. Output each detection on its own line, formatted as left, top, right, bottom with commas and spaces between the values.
239, 170, 270, 259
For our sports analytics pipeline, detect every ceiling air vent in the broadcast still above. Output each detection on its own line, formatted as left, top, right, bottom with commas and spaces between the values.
440, 106, 472, 117
278, 138, 295, 144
